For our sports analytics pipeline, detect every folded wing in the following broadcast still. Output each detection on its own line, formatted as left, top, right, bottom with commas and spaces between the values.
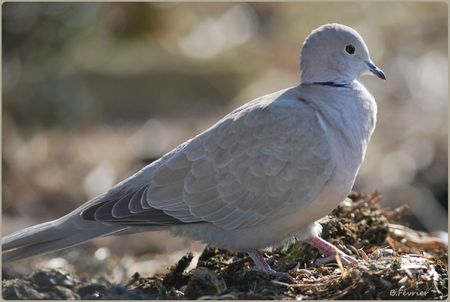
81, 93, 335, 230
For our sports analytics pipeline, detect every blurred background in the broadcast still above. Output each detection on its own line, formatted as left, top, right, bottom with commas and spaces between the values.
2, 2, 447, 280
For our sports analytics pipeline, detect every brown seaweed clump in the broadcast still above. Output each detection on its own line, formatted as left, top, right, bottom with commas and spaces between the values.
2, 192, 448, 299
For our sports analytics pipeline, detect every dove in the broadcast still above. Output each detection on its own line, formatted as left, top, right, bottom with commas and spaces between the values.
2, 23, 385, 275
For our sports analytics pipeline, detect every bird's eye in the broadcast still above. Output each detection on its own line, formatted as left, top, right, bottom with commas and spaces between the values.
345, 44, 355, 55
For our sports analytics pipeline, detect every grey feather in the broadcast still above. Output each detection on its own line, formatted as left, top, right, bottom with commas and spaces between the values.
2, 23, 380, 261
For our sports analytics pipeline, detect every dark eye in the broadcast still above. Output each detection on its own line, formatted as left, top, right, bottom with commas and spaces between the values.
345, 44, 355, 55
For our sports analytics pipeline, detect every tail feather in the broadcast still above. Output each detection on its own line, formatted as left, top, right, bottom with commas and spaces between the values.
3, 220, 64, 250
2, 214, 126, 262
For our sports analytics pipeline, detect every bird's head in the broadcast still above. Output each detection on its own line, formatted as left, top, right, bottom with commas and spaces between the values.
300, 23, 385, 85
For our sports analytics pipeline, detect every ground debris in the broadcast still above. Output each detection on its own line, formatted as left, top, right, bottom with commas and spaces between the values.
2, 192, 448, 299
184, 267, 227, 299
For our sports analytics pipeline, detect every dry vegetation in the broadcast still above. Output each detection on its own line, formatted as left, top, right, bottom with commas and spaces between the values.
3, 192, 447, 300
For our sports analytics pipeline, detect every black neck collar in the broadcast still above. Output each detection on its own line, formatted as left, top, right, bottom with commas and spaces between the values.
311, 81, 351, 88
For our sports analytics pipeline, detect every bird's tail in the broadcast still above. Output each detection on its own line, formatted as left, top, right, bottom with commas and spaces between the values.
2, 213, 126, 262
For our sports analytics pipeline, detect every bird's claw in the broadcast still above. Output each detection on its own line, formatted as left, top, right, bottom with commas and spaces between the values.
314, 253, 358, 266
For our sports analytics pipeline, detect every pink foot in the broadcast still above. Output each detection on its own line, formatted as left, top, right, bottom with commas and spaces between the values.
306, 237, 358, 266
248, 250, 292, 280
313, 253, 357, 266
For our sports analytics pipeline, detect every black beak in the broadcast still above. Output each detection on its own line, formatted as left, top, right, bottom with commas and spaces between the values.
365, 60, 386, 80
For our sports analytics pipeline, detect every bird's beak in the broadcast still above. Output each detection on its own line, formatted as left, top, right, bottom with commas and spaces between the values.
365, 60, 386, 80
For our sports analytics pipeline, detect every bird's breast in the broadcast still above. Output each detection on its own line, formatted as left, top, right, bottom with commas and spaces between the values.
317, 86, 377, 193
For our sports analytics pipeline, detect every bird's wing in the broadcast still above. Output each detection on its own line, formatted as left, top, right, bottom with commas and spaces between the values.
81, 92, 335, 230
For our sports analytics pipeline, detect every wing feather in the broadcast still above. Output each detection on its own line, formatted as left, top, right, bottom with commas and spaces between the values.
129, 186, 147, 213
80, 89, 335, 230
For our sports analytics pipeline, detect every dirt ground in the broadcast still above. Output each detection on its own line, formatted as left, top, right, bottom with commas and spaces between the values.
2, 192, 448, 299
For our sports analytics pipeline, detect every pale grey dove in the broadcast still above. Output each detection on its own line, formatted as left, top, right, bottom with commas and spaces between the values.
2, 23, 385, 275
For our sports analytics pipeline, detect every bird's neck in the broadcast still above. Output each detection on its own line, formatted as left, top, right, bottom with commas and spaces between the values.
308, 81, 352, 88
300, 63, 356, 86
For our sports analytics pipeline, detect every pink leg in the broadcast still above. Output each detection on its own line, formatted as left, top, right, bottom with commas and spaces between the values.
248, 250, 280, 275
306, 237, 357, 266
247, 250, 294, 281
